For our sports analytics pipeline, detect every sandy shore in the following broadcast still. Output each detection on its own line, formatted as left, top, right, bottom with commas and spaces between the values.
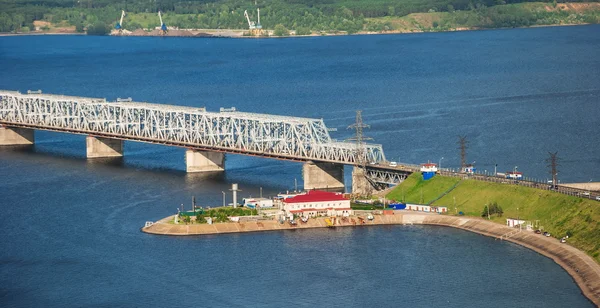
143, 212, 600, 305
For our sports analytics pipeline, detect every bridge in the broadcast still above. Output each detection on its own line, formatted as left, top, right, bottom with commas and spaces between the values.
0, 90, 410, 191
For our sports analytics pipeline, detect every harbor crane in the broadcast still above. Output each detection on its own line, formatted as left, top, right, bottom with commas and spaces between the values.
244, 8, 262, 35
115, 10, 125, 32
158, 11, 168, 34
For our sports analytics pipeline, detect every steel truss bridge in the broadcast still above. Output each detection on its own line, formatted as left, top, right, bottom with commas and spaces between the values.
0, 90, 388, 167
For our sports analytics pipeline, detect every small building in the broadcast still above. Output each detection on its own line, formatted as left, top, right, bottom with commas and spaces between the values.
283, 190, 352, 217
405, 204, 431, 212
431, 206, 448, 213
506, 218, 526, 228
462, 164, 476, 174
505, 171, 523, 180
243, 197, 273, 209
420, 163, 438, 180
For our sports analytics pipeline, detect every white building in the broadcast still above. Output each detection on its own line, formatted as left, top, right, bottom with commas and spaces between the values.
405, 204, 432, 212
506, 218, 526, 228
283, 190, 352, 217
243, 197, 274, 209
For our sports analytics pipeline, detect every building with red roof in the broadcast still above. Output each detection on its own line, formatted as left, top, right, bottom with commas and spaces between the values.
283, 190, 352, 217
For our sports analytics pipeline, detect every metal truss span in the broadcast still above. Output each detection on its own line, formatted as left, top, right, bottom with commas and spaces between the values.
365, 167, 410, 185
0, 90, 386, 165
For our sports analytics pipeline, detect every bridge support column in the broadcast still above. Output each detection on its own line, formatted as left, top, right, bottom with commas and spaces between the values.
352, 167, 377, 196
302, 162, 344, 190
186, 150, 224, 172
86, 136, 123, 158
0, 126, 34, 145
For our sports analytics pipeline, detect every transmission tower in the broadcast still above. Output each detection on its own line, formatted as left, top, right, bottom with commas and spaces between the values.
347, 110, 372, 167
546, 151, 560, 187
458, 135, 468, 170
347, 110, 374, 196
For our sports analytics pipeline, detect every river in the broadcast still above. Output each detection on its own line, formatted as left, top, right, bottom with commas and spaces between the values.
0, 25, 598, 307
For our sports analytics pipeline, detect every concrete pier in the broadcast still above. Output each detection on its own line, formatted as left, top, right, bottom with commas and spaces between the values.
352, 167, 377, 195
302, 162, 344, 190
0, 126, 34, 145
185, 150, 224, 172
86, 136, 123, 158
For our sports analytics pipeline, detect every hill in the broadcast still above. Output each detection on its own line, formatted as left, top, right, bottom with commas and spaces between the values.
1, 0, 599, 35
387, 173, 600, 263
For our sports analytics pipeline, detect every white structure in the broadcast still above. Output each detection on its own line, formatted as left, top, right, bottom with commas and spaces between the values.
431, 206, 448, 213
283, 190, 352, 217
405, 204, 431, 212
462, 164, 476, 174
420, 163, 438, 173
506, 171, 523, 180
243, 197, 273, 208
506, 218, 526, 228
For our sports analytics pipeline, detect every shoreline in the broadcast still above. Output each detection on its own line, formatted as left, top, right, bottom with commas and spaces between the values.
0, 23, 592, 39
143, 212, 600, 305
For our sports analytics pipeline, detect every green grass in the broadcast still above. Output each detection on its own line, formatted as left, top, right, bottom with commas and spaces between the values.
386, 173, 460, 204
387, 174, 600, 263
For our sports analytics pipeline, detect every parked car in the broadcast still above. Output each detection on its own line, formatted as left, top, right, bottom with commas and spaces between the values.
560, 237, 567, 243
534, 230, 542, 234
543, 232, 551, 237
595, 196, 600, 201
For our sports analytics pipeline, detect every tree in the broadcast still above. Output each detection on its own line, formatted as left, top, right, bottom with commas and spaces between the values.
87, 21, 109, 35
481, 205, 489, 218
273, 24, 289, 36
296, 26, 311, 35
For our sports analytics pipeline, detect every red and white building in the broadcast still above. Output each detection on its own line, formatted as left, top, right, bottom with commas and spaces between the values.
283, 190, 352, 217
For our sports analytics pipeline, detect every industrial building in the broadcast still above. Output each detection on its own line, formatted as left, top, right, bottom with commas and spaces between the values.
283, 190, 352, 217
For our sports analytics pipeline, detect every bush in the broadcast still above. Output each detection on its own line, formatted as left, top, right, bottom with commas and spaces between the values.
273, 24, 289, 36
86, 22, 109, 36
296, 26, 311, 36
21, 26, 30, 32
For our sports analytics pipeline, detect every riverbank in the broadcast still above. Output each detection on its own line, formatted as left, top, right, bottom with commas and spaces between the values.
143, 211, 600, 305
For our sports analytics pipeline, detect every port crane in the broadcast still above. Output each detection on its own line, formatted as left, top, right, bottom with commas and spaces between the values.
244, 8, 262, 35
158, 11, 168, 34
115, 10, 125, 31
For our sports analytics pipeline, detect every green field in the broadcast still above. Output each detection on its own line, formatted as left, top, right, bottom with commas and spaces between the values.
387, 173, 600, 263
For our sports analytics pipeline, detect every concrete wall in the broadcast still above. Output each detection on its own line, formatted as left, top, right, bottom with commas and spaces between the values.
302, 162, 344, 190
352, 167, 378, 195
0, 126, 34, 145
86, 136, 123, 158
185, 150, 224, 172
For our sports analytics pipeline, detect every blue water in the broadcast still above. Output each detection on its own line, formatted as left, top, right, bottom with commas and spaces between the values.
1, 25, 598, 307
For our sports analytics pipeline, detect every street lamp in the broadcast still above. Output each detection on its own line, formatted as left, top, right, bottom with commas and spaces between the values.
439, 157, 444, 170
221, 191, 226, 207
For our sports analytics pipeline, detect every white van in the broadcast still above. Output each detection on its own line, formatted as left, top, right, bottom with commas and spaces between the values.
390, 161, 397, 167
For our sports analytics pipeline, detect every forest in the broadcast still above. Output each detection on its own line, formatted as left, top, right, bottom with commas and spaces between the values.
0, 0, 599, 34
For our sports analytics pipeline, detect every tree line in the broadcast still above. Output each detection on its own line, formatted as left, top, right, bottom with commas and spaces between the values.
0, 0, 598, 33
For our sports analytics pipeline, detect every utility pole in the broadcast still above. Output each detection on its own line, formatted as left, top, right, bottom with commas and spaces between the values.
458, 135, 468, 172
546, 151, 560, 188
347, 110, 374, 196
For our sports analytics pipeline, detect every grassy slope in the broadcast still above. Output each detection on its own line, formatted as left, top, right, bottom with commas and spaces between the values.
387, 173, 600, 263
366, 2, 600, 32
387, 172, 460, 204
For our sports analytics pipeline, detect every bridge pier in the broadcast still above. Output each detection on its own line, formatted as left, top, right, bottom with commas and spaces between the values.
302, 162, 344, 190
86, 136, 123, 158
352, 167, 377, 196
0, 126, 34, 145
186, 150, 224, 172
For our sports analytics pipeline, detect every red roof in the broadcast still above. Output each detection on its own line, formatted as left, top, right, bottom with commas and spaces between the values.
283, 190, 348, 203
506, 171, 523, 175
421, 163, 437, 167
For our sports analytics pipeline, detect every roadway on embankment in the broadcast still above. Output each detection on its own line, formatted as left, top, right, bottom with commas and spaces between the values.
143, 212, 600, 305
